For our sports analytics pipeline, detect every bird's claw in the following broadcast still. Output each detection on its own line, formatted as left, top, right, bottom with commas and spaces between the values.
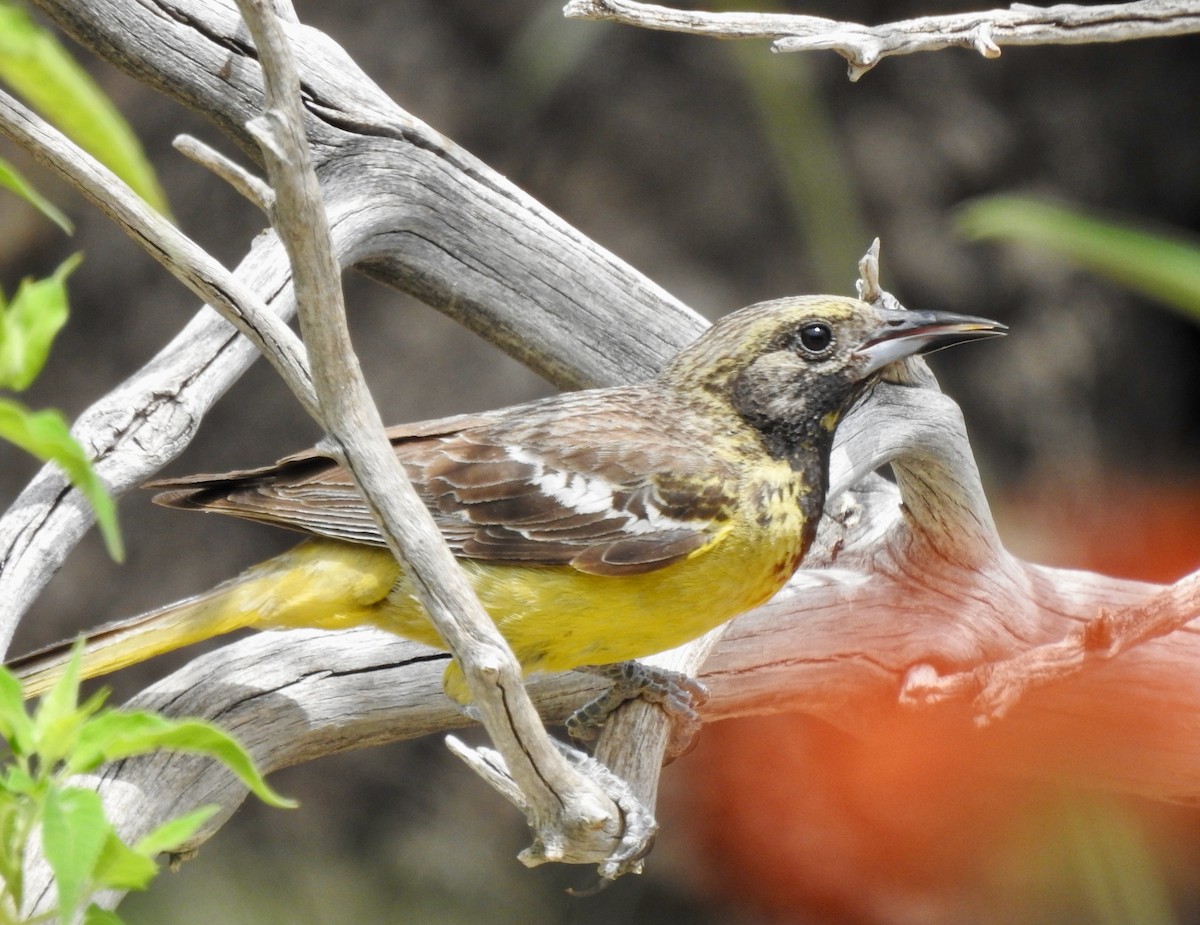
567, 661, 709, 756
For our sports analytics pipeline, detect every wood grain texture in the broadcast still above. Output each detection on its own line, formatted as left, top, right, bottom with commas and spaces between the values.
4, 0, 1198, 911
0, 0, 702, 637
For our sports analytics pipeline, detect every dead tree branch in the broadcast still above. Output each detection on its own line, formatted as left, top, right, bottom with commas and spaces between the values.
2, 0, 1198, 914
563, 0, 1200, 80
233, 0, 652, 876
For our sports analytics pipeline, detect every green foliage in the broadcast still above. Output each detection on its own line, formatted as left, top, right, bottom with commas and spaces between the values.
0, 157, 71, 233
0, 3, 181, 562
0, 253, 77, 392
0, 255, 123, 561
0, 644, 294, 924
959, 195, 1200, 321
0, 2, 168, 213
0, 401, 121, 557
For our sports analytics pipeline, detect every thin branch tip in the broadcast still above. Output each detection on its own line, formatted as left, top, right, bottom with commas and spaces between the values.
572, 1, 1200, 76
1081, 608, 1113, 652
173, 134, 274, 213
973, 22, 1002, 57
856, 238, 883, 302
899, 659, 996, 714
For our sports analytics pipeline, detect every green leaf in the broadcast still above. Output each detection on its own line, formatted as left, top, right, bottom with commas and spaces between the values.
0, 399, 124, 561
0, 667, 34, 757
30, 640, 88, 767
67, 711, 166, 772
69, 712, 295, 809
41, 786, 110, 922
0, 155, 72, 233
0, 3, 169, 213
0, 252, 80, 391
0, 763, 36, 796
133, 804, 218, 859
958, 195, 1200, 322
84, 905, 127, 925
91, 830, 158, 891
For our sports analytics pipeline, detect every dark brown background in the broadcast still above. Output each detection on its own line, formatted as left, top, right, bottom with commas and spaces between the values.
2, 1, 1199, 922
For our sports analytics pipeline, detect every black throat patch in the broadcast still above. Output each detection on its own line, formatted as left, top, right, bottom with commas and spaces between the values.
729, 366, 849, 467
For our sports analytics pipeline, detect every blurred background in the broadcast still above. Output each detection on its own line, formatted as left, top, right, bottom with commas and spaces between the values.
3, 0, 1200, 922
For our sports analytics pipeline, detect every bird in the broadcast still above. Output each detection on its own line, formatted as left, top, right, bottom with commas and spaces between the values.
8, 295, 1005, 731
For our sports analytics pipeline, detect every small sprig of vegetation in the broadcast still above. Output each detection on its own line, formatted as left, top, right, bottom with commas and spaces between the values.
0, 644, 295, 925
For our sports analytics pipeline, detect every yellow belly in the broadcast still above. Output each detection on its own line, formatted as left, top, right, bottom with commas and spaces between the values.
248, 492, 806, 700
386, 521, 798, 672
432, 527, 797, 673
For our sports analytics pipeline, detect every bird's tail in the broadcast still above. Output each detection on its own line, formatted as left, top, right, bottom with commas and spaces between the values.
7, 578, 262, 699
7, 539, 403, 700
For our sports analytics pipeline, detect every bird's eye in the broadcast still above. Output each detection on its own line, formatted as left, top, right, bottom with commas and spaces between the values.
796, 322, 833, 355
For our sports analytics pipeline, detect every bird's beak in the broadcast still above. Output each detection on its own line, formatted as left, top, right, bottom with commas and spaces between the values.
856, 308, 1007, 375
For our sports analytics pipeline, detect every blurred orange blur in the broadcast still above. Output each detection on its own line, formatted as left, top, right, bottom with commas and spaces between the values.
671, 475, 1200, 924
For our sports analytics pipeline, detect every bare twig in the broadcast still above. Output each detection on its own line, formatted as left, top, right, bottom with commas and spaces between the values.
233, 0, 651, 878
563, 0, 1200, 80
173, 134, 274, 213
0, 91, 316, 421
1083, 569, 1200, 658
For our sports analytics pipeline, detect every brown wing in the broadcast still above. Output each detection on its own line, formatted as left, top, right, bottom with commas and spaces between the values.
148, 389, 738, 576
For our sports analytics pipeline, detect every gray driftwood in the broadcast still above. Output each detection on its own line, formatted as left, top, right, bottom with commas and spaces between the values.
1, 0, 1197, 915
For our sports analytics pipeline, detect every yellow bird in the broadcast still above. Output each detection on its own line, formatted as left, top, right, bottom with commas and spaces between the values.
9, 296, 1004, 728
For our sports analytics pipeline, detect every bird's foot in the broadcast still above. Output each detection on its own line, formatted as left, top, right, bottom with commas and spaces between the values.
567, 661, 709, 755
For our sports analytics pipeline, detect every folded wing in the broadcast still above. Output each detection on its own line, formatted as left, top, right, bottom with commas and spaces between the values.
148, 390, 737, 576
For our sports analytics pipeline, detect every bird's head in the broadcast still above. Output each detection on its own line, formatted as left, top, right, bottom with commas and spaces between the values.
660, 295, 1006, 462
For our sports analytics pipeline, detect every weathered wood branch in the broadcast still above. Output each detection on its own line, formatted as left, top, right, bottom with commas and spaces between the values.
564, 0, 1200, 80
904, 564, 1200, 725
4, 0, 1199, 913
1, 0, 709, 910
0, 0, 702, 638
234, 0, 651, 875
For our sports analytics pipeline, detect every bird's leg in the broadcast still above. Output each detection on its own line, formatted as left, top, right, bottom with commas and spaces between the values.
567, 662, 709, 753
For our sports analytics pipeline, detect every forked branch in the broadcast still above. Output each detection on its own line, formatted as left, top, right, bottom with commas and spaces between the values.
2, 0, 1199, 915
